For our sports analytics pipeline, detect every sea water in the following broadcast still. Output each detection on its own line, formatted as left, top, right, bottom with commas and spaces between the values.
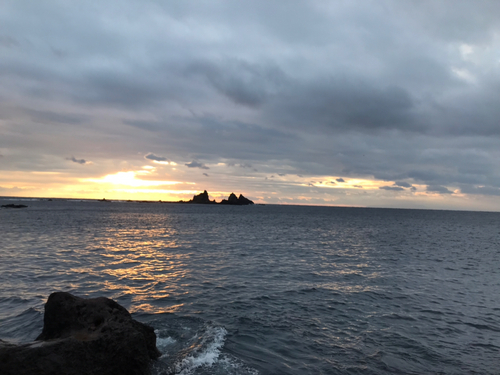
1, 199, 500, 374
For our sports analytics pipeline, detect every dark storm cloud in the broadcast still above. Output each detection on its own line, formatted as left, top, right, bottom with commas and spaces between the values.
434, 88, 500, 137
0, 35, 19, 48
227, 162, 255, 170
380, 186, 405, 191
390, 1, 500, 44
395, 181, 412, 188
2, 0, 500, 209
66, 156, 87, 165
124, 120, 163, 132
185, 59, 286, 107
165, 117, 298, 161
427, 185, 453, 195
459, 185, 500, 197
407, 170, 450, 184
270, 79, 420, 133
145, 153, 168, 162
25, 109, 87, 125
185, 161, 209, 170
336, 178, 345, 183
75, 72, 179, 109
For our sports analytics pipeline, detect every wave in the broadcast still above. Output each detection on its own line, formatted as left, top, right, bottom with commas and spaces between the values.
174, 325, 226, 374
147, 314, 259, 375
0, 307, 43, 343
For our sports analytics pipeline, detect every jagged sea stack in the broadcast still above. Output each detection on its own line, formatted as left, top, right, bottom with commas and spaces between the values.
187, 191, 254, 205
189, 190, 216, 204
219, 193, 254, 205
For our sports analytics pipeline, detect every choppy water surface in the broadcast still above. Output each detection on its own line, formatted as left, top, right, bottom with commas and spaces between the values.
1, 199, 500, 374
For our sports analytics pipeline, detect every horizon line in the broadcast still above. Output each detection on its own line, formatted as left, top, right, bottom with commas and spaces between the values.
2, 195, 499, 214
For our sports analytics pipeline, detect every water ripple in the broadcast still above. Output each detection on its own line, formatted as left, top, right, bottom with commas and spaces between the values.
1, 201, 500, 374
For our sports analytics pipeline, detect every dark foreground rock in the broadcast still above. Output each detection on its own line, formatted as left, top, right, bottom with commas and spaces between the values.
0, 292, 160, 375
220, 193, 254, 205
1, 204, 28, 209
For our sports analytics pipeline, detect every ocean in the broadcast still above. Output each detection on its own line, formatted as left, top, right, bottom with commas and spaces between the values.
1, 199, 500, 374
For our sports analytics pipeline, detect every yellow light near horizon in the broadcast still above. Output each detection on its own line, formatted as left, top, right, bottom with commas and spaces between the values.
118, 188, 198, 194
310, 178, 380, 189
82, 171, 182, 188
151, 160, 177, 166
31, 171, 62, 175
344, 179, 377, 188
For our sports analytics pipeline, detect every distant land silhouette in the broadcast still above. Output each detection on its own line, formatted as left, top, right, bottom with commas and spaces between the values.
184, 190, 254, 205
1, 204, 28, 209
93, 190, 254, 205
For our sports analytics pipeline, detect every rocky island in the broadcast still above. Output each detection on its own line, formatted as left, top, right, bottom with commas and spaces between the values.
219, 192, 254, 205
185, 190, 254, 205
0, 292, 160, 375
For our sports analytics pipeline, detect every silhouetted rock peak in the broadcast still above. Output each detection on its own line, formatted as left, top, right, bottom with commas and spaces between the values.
237, 194, 254, 205
220, 192, 254, 205
189, 190, 216, 204
186, 190, 254, 205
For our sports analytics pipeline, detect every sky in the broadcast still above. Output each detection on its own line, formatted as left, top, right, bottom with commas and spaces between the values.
1, 0, 500, 211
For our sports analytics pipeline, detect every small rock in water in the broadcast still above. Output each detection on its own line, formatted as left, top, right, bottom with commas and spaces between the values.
0, 292, 160, 375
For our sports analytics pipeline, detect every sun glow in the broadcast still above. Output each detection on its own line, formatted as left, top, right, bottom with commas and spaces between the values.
308, 177, 387, 190
83, 171, 182, 188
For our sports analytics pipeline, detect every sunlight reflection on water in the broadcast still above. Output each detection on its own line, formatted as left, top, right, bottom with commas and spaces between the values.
66, 218, 193, 313
2, 201, 500, 374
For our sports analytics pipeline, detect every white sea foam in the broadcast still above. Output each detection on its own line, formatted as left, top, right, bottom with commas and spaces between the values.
154, 328, 177, 356
175, 326, 227, 375
156, 336, 176, 348
215, 354, 260, 375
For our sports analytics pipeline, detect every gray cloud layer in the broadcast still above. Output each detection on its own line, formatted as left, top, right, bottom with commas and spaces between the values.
185, 161, 209, 170
66, 156, 87, 165
145, 153, 168, 162
1, 0, 500, 207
